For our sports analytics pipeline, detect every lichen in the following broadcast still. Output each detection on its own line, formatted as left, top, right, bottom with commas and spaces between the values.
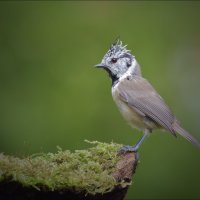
0, 140, 126, 195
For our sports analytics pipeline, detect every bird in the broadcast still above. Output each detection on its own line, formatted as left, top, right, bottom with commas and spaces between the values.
95, 39, 200, 152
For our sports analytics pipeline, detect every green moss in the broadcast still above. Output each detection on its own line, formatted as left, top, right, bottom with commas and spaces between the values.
0, 141, 126, 195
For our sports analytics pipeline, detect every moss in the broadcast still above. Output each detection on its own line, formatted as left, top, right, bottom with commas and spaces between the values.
0, 141, 126, 195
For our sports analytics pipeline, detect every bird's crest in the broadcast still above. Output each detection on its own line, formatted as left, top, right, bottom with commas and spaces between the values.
104, 39, 132, 59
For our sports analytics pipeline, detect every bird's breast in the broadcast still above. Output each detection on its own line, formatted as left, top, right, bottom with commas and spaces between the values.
111, 82, 157, 131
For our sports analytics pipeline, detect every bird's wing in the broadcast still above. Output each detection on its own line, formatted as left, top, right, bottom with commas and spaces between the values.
118, 76, 176, 135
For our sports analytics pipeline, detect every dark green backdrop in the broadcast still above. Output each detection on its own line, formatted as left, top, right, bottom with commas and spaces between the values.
0, 1, 200, 199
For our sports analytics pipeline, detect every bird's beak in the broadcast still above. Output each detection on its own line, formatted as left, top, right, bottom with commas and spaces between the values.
95, 63, 106, 68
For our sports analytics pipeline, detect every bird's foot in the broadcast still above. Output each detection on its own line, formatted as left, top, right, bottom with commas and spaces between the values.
119, 145, 140, 161
119, 145, 138, 153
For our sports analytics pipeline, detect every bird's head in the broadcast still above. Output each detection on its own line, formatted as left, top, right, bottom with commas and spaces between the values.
95, 40, 137, 84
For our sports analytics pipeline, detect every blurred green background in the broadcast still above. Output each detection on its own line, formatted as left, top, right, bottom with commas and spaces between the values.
0, 1, 200, 199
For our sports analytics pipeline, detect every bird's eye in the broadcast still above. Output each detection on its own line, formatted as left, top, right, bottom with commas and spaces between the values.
111, 58, 117, 63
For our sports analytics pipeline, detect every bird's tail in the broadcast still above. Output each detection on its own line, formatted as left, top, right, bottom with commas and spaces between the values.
173, 122, 200, 150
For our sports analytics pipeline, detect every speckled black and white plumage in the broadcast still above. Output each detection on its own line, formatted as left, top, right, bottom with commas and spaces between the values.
98, 40, 140, 86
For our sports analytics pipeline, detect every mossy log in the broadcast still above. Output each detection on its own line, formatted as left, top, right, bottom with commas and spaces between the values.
0, 141, 138, 200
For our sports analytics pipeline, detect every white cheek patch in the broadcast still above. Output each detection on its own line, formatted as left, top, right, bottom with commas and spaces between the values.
117, 59, 126, 68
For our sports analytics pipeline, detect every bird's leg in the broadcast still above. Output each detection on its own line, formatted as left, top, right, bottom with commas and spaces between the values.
120, 129, 150, 152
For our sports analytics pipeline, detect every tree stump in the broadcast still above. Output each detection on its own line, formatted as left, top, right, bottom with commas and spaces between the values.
0, 142, 138, 200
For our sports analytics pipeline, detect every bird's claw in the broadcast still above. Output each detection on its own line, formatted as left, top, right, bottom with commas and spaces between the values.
119, 145, 138, 153
119, 145, 140, 162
